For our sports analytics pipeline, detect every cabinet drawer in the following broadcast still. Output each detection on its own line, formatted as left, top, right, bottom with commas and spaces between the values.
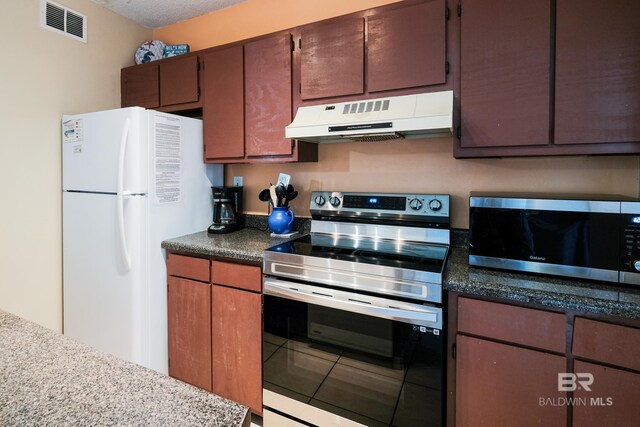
573, 317, 640, 371
458, 297, 566, 353
211, 260, 261, 292
167, 253, 210, 282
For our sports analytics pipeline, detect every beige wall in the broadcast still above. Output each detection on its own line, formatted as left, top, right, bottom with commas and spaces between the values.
0, 0, 151, 331
154, 0, 640, 228
225, 140, 640, 228
154, 0, 402, 50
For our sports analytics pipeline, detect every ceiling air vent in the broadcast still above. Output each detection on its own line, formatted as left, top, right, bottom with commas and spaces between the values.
40, 0, 87, 43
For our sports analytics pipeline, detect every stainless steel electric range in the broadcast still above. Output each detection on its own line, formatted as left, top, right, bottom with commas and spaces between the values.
262, 191, 450, 427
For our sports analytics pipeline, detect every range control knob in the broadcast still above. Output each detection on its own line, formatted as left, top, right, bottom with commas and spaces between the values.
408, 198, 423, 211
633, 260, 640, 272
428, 199, 443, 212
329, 196, 341, 207
314, 195, 326, 206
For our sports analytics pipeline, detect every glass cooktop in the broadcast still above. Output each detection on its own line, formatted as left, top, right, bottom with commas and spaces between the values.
265, 234, 448, 274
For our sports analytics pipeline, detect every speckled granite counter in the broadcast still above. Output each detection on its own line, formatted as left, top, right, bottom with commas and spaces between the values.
161, 227, 298, 262
162, 228, 640, 319
445, 247, 640, 319
0, 310, 250, 427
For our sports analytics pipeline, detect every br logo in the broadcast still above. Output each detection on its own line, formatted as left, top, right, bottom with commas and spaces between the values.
558, 373, 594, 392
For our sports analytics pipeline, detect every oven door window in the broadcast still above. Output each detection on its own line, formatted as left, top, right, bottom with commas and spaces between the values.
263, 294, 443, 427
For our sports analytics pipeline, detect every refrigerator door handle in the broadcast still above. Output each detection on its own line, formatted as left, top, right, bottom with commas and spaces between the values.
117, 118, 132, 272
117, 195, 132, 272
117, 118, 131, 196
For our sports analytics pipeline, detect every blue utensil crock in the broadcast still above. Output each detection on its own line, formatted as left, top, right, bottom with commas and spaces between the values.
268, 207, 295, 234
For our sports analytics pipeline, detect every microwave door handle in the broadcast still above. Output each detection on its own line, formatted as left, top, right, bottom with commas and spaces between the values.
263, 279, 441, 328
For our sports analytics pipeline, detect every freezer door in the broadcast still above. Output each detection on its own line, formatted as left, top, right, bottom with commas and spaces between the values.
63, 191, 148, 367
62, 107, 148, 194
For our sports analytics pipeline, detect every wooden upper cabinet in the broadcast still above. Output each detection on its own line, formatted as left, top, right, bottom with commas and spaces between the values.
367, 0, 446, 93
245, 35, 293, 157
300, 17, 365, 100
121, 64, 159, 109
460, 0, 551, 148
122, 54, 200, 110
159, 55, 200, 106
555, 0, 640, 145
203, 46, 245, 160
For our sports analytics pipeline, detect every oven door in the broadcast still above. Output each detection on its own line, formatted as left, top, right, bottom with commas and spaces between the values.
262, 277, 444, 427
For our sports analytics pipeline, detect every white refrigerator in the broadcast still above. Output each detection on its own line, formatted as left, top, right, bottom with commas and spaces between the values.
62, 107, 221, 373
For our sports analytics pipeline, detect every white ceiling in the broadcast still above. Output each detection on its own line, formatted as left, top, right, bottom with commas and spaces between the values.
90, 0, 247, 28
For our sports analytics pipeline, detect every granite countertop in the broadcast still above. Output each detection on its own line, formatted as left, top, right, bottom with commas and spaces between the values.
0, 310, 250, 427
162, 228, 640, 319
162, 227, 298, 262
445, 247, 640, 319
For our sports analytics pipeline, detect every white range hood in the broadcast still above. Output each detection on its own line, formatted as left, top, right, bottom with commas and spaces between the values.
285, 90, 453, 143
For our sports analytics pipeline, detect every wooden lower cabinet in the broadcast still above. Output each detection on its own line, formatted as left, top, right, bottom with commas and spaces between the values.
167, 254, 263, 415
450, 293, 640, 427
572, 361, 640, 427
167, 276, 212, 391
456, 335, 566, 427
212, 284, 262, 415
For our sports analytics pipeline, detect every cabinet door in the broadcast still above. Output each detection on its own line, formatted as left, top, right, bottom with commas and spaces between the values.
159, 55, 199, 106
203, 46, 245, 160
573, 361, 640, 427
572, 317, 640, 372
367, 0, 446, 93
460, 0, 550, 148
300, 17, 364, 100
212, 285, 262, 414
555, 0, 640, 145
121, 64, 159, 108
245, 35, 293, 157
167, 276, 212, 391
456, 335, 566, 427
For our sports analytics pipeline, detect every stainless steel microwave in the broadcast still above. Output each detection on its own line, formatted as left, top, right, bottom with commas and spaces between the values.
469, 192, 640, 285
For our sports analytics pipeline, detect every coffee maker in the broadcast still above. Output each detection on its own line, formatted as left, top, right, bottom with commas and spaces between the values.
208, 186, 243, 234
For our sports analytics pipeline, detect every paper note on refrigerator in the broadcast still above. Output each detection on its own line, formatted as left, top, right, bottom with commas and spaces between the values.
63, 119, 83, 144
154, 115, 182, 205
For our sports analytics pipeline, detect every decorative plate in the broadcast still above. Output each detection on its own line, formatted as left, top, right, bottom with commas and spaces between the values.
135, 40, 166, 64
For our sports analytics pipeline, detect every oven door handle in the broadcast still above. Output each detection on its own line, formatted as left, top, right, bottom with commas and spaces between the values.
264, 278, 442, 329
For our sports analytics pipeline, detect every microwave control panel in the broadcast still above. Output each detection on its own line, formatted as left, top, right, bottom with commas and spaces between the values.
621, 214, 640, 271
620, 202, 640, 285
